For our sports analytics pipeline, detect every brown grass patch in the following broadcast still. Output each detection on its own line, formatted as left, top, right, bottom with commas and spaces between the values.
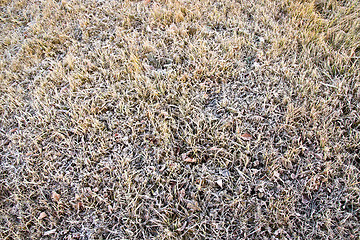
1, 0, 359, 239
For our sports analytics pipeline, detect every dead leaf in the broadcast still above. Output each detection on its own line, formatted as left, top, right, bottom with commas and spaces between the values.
216, 179, 223, 188
181, 153, 196, 163
43, 229, 57, 236
240, 133, 252, 141
183, 157, 196, 163
51, 191, 60, 202
38, 212, 47, 220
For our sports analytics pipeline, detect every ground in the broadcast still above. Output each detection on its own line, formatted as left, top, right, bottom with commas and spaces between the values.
0, 0, 360, 239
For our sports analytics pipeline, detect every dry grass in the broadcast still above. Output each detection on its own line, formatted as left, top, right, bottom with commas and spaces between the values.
1, 0, 359, 239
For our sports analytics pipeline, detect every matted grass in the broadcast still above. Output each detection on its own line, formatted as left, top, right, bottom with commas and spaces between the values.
1, 0, 359, 239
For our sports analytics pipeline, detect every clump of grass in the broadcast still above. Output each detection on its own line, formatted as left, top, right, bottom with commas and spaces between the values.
1, 0, 359, 239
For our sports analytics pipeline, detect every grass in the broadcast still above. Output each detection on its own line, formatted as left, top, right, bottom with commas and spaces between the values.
0, 0, 359, 239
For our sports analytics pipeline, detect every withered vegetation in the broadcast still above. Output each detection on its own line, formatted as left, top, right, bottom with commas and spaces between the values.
1, 0, 359, 239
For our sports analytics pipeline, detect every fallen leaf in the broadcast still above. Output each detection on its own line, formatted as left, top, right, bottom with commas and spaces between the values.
38, 212, 47, 220
43, 229, 57, 236
240, 133, 252, 141
51, 191, 60, 202
181, 153, 196, 163
216, 179, 223, 188
183, 157, 196, 163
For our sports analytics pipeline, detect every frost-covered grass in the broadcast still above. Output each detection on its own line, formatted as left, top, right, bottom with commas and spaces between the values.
1, 0, 359, 239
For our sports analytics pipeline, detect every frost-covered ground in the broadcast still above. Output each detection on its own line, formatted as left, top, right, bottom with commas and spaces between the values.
1, 0, 359, 239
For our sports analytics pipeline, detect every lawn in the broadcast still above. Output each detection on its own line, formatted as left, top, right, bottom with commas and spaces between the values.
1, 0, 359, 239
